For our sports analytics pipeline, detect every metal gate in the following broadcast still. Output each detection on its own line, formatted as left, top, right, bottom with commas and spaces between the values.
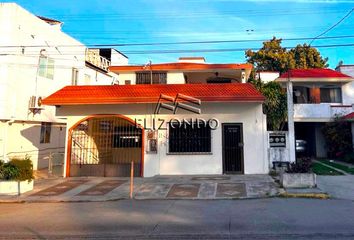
69, 116, 142, 177
222, 123, 244, 174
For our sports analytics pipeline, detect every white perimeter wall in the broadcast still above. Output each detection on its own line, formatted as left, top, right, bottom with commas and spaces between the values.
57, 102, 268, 177
0, 121, 66, 169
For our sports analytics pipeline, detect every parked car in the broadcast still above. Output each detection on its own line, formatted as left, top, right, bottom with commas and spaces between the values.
296, 139, 307, 153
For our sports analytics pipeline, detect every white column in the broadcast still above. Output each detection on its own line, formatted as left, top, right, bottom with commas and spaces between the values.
287, 81, 296, 163
351, 122, 354, 152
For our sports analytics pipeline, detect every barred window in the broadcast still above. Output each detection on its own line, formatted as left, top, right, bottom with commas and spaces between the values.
113, 127, 142, 148
168, 122, 211, 154
136, 72, 167, 84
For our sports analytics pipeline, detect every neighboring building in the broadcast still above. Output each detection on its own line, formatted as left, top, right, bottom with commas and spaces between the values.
336, 64, 354, 78
0, 3, 125, 170
336, 64, 354, 150
111, 57, 252, 85
255, 71, 280, 83
276, 68, 354, 158
43, 61, 269, 177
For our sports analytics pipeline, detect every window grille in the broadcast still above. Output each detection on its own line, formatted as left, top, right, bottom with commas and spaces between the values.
136, 72, 167, 84
168, 122, 211, 154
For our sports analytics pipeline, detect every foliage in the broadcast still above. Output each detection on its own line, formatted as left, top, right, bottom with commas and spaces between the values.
321, 116, 352, 158
0, 160, 20, 180
246, 37, 291, 73
0, 155, 34, 182
245, 37, 328, 73
251, 79, 287, 130
287, 157, 312, 173
290, 44, 329, 69
343, 152, 354, 164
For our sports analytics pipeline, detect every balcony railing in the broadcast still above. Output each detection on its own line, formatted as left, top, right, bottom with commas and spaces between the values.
294, 103, 353, 120
85, 49, 111, 71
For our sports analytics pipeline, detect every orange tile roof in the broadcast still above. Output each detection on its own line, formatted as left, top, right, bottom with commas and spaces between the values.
42, 83, 264, 106
278, 68, 352, 79
109, 62, 252, 72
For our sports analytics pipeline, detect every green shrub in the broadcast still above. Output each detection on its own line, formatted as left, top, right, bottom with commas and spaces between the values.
343, 152, 354, 164
0, 160, 3, 179
287, 157, 312, 173
322, 116, 352, 158
0, 156, 34, 182
3, 164, 20, 180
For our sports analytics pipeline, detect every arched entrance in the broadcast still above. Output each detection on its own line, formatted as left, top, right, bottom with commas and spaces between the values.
67, 115, 143, 177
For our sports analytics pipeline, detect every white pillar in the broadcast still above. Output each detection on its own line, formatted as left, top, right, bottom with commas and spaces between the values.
287, 81, 296, 163
351, 122, 354, 152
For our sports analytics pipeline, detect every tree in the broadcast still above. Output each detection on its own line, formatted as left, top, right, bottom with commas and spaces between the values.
245, 37, 328, 73
251, 79, 287, 131
290, 44, 329, 69
246, 37, 329, 130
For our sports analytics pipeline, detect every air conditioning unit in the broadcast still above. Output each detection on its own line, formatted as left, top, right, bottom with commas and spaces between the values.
29, 96, 43, 110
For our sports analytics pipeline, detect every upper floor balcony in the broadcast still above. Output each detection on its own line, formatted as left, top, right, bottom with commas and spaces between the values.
85, 49, 111, 72
294, 103, 354, 121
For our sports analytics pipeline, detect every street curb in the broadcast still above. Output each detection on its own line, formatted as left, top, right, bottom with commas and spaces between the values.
278, 192, 330, 199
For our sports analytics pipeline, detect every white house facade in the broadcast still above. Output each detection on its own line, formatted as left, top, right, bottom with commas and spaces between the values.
111, 57, 252, 85
276, 68, 354, 158
0, 3, 126, 169
336, 64, 354, 150
43, 83, 268, 177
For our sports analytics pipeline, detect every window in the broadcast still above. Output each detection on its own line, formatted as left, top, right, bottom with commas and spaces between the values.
293, 87, 310, 104
320, 88, 342, 103
113, 127, 142, 148
71, 68, 79, 85
136, 72, 167, 84
40, 122, 52, 144
38, 56, 55, 79
168, 122, 211, 154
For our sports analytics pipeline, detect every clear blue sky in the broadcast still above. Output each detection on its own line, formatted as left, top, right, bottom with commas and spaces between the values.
4, 0, 354, 68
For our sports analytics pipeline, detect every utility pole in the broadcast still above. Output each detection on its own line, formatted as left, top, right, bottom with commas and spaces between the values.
287, 70, 296, 163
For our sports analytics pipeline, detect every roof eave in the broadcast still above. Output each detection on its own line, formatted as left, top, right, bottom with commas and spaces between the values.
276, 77, 353, 83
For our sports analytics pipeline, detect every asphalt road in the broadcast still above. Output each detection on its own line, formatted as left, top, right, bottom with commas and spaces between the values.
0, 198, 354, 239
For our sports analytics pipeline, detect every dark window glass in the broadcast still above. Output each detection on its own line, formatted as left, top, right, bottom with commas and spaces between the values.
136, 72, 167, 84
320, 88, 342, 103
169, 122, 211, 153
40, 122, 52, 144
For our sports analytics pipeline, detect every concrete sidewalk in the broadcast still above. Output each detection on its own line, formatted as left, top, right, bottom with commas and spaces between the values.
317, 175, 354, 200
0, 175, 279, 203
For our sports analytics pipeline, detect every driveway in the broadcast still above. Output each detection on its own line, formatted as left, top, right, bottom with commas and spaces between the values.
317, 175, 354, 200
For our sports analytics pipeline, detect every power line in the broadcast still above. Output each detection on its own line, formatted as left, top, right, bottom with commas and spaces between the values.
121, 43, 354, 54
2, 43, 354, 57
43, 8, 346, 21
310, 7, 354, 45
1, 34, 354, 49
66, 24, 354, 35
